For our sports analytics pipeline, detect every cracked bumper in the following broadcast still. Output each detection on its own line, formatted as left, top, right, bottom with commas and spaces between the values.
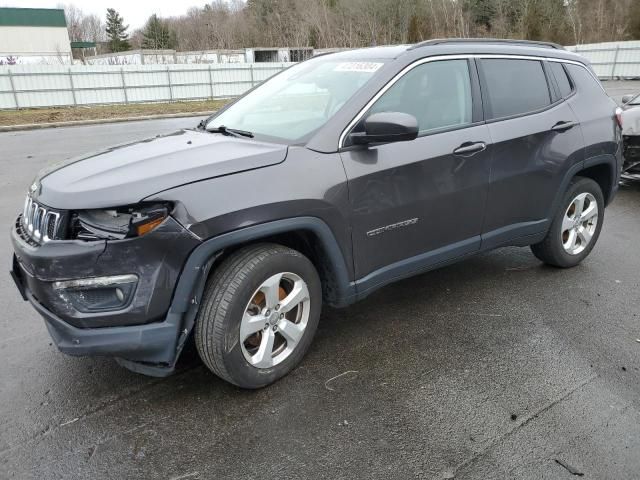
623, 136, 640, 176
10, 215, 200, 329
25, 285, 180, 368
10, 215, 201, 373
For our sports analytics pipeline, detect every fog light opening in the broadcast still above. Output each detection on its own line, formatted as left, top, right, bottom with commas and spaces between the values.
53, 275, 138, 313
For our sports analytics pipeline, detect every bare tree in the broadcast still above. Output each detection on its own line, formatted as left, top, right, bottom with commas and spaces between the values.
59, 3, 105, 42
61, 0, 640, 55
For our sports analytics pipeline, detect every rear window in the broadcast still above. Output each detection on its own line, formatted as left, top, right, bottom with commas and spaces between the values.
481, 59, 551, 119
549, 62, 573, 98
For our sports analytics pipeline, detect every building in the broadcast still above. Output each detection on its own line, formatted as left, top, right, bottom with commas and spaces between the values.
0, 7, 72, 64
247, 47, 313, 63
84, 47, 313, 65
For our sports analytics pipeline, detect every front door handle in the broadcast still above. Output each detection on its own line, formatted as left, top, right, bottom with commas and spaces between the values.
453, 141, 486, 156
551, 121, 577, 132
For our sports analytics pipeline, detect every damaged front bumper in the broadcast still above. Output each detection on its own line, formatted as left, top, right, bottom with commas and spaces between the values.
622, 135, 640, 180
10, 215, 201, 375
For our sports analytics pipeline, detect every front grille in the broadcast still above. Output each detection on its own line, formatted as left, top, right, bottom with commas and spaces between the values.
15, 216, 40, 247
20, 195, 64, 244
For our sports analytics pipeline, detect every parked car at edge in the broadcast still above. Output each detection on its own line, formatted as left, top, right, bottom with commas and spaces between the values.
620, 92, 640, 179
10, 39, 622, 388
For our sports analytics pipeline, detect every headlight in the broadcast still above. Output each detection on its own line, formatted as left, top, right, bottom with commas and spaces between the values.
73, 203, 170, 240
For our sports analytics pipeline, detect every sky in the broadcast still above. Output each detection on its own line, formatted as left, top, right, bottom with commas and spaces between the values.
0, 1, 212, 29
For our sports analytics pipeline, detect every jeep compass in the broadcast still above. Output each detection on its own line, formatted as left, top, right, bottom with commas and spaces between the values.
10, 39, 622, 388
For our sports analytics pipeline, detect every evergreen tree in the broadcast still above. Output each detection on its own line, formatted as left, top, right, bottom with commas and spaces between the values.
465, 0, 497, 31
142, 14, 176, 50
105, 8, 130, 52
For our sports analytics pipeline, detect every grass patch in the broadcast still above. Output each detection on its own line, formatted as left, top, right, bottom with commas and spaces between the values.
0, 99, 230, 127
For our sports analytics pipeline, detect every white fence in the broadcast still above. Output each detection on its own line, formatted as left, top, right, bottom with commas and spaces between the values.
83, 49, 248, 66
0, 62, 292, 109
3, 41, 640, 110
567, 41, 640, 79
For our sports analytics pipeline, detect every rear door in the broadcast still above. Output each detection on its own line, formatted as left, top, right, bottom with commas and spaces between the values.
340, 58, 492, 287
477, 57, 585, 248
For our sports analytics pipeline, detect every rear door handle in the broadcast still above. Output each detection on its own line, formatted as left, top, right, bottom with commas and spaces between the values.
551, 121, 577, 132
453, 141, 486, 156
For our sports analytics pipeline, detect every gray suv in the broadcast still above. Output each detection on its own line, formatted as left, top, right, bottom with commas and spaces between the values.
10, 39, 622, 388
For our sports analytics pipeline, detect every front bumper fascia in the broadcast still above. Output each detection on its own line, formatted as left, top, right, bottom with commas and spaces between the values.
12, 254, 188, 376
11, 215, 200, 328
10, 215, 201, 376
623, 135, 640, 179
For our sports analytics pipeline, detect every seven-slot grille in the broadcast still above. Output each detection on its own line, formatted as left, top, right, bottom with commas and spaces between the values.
21, 195, 62, 243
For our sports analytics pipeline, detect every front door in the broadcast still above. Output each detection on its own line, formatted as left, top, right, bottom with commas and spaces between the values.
340, 58, 491, 293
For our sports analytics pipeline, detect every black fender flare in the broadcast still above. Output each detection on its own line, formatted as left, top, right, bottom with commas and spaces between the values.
160, 217, 356, 370
549, 153, 618, 220
171, 216, 355, 313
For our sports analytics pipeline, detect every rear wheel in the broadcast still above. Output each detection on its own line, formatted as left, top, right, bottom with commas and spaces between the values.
195, 243, 321, 389
531, 176, 604, 268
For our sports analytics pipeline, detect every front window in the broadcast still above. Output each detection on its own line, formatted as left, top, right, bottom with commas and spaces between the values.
367, 59, 473, 133
205, 56, 387, 143
629, 94, 640, 106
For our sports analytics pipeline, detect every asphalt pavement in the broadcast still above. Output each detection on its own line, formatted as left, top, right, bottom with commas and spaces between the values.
1, 85, 640, 480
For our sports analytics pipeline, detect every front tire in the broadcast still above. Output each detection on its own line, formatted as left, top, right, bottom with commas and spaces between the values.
195, 243, 322, 389
531, 176, 604, 268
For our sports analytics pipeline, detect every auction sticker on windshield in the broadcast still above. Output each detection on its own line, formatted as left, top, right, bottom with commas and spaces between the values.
334, 62, 383, 73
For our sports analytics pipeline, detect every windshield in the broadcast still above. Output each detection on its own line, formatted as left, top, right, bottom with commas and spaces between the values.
206, 56, 387, 142
629, 94, 640, 106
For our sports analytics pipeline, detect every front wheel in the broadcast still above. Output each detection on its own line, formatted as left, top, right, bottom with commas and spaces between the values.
531, 176, 604, 268
195, 243, 322, 389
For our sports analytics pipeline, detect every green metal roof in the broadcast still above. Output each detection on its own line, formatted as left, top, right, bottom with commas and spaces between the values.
71, 41, 96, 49
0, 8, 67, 27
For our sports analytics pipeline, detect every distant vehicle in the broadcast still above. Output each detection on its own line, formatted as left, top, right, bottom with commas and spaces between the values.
620, 93, 640, 180
10, 39, 622, 388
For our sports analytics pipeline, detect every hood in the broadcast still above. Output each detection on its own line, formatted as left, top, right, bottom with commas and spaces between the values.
34, 130, 287, 210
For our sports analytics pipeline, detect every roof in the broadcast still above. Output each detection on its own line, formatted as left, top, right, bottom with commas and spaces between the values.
408, 38, 564, 50
324, 45, 411, 60
324, 39, 586, 64
0, 7, 67, 28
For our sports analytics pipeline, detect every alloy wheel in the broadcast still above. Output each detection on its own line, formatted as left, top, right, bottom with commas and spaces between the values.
561, 192, 598, 255
240, 272, 310, 368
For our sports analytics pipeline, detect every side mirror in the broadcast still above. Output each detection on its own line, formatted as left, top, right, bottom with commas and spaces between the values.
621, 94, 635, 104
350, 112, 418, 145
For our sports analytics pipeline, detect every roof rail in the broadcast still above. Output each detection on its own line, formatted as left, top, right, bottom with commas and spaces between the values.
408, 38, 564, 51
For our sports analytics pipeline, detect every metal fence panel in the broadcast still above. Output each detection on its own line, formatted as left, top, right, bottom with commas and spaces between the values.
568, 41, 640, 79
75, 88, 126, 105
0, 62, 292, 109
2, 40, 640, 109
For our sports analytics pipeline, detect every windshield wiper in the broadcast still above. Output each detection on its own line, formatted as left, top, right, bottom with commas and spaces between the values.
206, 125, 254, 138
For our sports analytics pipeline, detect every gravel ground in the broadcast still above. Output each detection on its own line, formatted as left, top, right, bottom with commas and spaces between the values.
0, 84, 639, 480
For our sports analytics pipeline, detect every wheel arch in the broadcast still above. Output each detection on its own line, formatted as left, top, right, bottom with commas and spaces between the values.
550, 154, 618, 220
171, 217, 356, 316
577, 158, 616, 206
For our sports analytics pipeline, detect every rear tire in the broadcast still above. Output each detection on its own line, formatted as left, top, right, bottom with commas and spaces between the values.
195, 243, 322, 389
531, 176, 604, 268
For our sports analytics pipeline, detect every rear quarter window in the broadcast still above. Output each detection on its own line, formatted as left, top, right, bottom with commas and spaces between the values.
480, 59, 551, 119
564, 63, 606, 98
